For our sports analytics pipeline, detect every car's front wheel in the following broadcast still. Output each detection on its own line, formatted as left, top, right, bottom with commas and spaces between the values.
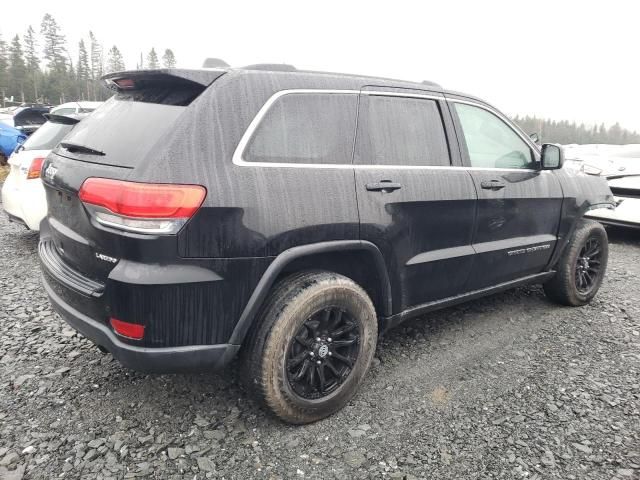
544, 219, 609, 306
241, 271, 378, 424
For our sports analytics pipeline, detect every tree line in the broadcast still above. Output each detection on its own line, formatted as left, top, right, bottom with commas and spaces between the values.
513, 115, 640, 145
0, 13, 177, 106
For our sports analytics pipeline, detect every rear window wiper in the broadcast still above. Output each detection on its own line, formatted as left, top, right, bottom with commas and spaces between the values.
60, 142, 106, 156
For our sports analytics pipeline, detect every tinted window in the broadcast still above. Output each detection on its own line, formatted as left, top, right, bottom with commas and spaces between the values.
22, 121, 75, 151
245, 93, 357, 164
454, 103, 534, 169
59, 97, 185, 168
355, 95, 450, 166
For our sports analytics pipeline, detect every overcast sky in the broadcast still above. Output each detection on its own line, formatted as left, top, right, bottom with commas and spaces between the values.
3, 0, 639, 131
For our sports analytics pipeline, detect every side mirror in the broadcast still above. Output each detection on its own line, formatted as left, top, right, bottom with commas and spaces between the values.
541, 143, 564, 170
529, 132, 540, 145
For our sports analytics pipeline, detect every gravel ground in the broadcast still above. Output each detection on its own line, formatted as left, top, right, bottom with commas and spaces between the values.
0, 209, 639, 480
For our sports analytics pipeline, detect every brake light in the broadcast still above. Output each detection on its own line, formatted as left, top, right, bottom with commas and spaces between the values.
110, 317, 145, 340
78, 178, 206, 234
114, 78, 136, 89
26, 157, 45, 179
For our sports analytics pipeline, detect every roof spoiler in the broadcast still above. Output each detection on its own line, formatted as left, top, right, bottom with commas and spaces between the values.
102, 69, 226, 91
43, 113, 84, 125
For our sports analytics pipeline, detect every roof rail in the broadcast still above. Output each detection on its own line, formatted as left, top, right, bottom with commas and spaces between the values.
421, 80, 441, 88
202, 58, 230, 68
241, 63, 297, 72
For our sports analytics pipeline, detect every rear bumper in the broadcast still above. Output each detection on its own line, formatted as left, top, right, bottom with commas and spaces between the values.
1, 173, 47, 230
42, 274, 239, 373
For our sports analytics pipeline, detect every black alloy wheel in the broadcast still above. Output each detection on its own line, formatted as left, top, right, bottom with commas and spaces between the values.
575, 237, 602, 294
286, 307, 360, 400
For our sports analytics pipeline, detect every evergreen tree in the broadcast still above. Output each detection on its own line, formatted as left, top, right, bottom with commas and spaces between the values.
77, 40, 90, 81
76, 39, 90, 100
40, 14, 66, 73
23, 26, 40, 101
146, 48, 159, 69
162, 48, 176, 68
0, 33, 8, 105
89, 31, 102, 80
24, 26, 39, 72
512, 116, 640, 145
8, 35, 27, 102
105, 45, 126, 74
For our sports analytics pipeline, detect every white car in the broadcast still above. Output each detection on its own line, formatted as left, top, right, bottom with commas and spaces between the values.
563, 144, 640, 229
50, 101, 103, 116
1, 114, 86, 230
586, 173, 640, 229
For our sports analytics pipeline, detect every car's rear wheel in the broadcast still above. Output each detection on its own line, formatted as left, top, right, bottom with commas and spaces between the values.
240, 271, 378, 424
544, 219, 608, 306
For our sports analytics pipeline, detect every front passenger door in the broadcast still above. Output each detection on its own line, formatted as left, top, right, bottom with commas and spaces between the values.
450, 100, 563, 290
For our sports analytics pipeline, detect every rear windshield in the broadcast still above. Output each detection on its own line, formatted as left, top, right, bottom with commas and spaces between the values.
57, 96, 186, 168
22, 121, 75, 151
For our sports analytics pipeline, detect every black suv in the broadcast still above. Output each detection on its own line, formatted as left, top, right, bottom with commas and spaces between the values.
39, 65, 614, 423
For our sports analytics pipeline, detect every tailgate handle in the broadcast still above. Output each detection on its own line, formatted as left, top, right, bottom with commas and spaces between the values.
481, 180, 506, 190
366, 181, 402, 192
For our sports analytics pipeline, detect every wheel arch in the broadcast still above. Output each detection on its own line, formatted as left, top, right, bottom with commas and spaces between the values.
228, 240, 392, 346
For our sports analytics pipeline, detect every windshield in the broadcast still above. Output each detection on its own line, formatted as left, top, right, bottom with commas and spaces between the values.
22, 121, 75, 151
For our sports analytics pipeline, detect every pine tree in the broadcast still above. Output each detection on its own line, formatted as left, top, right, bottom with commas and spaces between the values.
89, 31, 103, 80
0, 33, 8, 106
77, 40, 90, 81
146, 48, 159, 69
8, 35, 27, 102
24, 26, 39, 71
511, 117, 640, 145
40, 13, 66, 73
162, 48, 176, 68
105, 45, 126, 74
23, 26, 39, 101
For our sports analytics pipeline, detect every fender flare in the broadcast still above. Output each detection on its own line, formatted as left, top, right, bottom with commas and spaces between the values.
227, 240, 392, 345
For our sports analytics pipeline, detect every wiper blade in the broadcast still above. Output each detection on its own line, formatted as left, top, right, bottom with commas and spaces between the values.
60, 142, 106, 156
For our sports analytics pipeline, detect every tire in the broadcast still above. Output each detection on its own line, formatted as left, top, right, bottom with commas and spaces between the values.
240, 271, 378, 424
544, 219, 609, 306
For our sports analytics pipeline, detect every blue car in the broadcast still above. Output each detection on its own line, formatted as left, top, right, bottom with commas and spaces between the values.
0, 122, 27, 159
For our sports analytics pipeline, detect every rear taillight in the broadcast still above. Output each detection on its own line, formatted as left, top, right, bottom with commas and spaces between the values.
26, 157, 46, 179
78, 178, 206, 234
110, 317, 145, 340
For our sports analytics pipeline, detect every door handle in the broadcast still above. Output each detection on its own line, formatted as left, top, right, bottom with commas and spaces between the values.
481, 180, 506, 190
366, 181, 402, 192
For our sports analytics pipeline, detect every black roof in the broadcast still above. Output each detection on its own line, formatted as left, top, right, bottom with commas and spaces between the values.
102, 64, 485, 103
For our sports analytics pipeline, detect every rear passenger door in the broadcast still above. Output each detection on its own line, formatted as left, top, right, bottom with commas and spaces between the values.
355, 89, 477, 313
449, 98, 563, 289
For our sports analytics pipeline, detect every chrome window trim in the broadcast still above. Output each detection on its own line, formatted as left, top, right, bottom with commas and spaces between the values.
232, 88, 540, 173
232, 89, 359, 169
